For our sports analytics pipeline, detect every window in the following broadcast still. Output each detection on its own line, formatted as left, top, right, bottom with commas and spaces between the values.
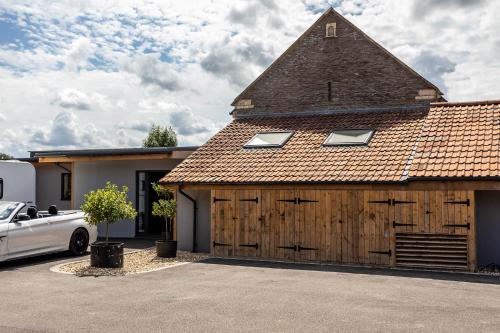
61, 173, 71, 201
244, 132, 293, 148
0, 178, 3, 200
323, 129, 374, 146
328, 82, 332, 101
326, 23, 337, 38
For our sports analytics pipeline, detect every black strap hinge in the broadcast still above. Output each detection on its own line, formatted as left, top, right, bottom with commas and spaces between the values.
239, 243, 259, 249
444, 199, 470, 206
240, 198, 259, 203
213, 241, 232, 247
277, 198, 298, 204
369, 250, 392, 256
393, 221, 417, 228
297, 198, 319, 204
297, 245, 319, 252
392, 200, 416, 205
444, 223, 470, 230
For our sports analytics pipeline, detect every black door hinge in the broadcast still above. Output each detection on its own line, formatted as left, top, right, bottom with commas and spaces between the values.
444, 199, 470, 206
213, 197, 231, 203
444, 223, 470, 230
393, 221, 416, 228
369, 250, 392, 256
240, 198, 259, 203
297, 245, 319, 252
239, 243, 259, 249
277, 198, 298, 204
392, 200, 416, 205
213, 241, 232, 247
368, 199, 392, 205
297, 198, 319, 204
277, 245, 298, 251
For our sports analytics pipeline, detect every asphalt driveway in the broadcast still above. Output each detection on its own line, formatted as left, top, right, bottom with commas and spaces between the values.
1, 250, 500, 333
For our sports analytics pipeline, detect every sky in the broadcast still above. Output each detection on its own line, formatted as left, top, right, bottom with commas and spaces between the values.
0, 0, 499, 157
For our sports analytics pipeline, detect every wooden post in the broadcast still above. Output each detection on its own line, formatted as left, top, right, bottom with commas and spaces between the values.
468, 191, 477, 272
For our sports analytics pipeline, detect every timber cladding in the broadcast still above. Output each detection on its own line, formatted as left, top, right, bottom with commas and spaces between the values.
211, 189, 476, 271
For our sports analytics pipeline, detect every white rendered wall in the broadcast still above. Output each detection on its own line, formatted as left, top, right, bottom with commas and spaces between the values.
34, 163, 71, 211
73, 159, 183, 239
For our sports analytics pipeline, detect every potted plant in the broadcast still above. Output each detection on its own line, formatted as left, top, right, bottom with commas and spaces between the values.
81, 182, 137, 268
152, 183, 177, 258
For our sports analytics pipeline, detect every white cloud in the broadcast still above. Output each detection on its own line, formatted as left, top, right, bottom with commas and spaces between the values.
0, 0, 499, 158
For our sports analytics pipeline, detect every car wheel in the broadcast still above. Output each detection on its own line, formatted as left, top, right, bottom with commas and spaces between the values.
69, 228, 89, 256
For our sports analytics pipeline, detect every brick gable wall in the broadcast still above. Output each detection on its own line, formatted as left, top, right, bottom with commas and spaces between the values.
233, 10, 441, 116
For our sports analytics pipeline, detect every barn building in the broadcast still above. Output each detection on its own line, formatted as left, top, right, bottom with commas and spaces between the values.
161, 8, 500, 271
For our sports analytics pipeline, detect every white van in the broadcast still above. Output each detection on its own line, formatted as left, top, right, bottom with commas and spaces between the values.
0, 161, 36, 206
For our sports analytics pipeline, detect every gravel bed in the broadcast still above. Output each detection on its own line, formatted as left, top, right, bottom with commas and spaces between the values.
478, 263, 500, 276
57, 249, 208, 277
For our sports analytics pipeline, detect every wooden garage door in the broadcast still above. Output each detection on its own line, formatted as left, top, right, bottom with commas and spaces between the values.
211, 189, 476, 270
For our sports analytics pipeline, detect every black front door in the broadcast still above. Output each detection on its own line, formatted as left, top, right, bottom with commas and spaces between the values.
136, 171, 169, 236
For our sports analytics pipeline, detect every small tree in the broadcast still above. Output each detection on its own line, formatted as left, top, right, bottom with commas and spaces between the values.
151, 183, 176, 240
81, 182, 137, 242
0, 153, 12, 160
143, 124, 178, 148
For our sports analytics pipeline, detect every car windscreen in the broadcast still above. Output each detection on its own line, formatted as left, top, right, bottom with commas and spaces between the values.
0, 201, 20, 220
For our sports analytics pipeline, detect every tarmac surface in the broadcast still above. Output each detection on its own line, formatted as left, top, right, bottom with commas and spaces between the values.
1, 240, 500, 332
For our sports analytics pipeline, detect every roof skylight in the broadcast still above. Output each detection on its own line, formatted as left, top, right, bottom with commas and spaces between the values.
244, 132, 293, 148
323, 129, 374, 146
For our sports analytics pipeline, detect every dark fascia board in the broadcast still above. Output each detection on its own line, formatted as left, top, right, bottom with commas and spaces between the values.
29, 146, 199, 158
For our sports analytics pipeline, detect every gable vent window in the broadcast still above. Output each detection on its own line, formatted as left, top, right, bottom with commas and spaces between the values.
323, 129, 374, 146
326, 23, 337, 38
244, 132, 293, 148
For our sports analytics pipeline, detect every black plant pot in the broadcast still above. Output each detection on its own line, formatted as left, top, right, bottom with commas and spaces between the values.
156, 240, 177, 258
90, 242, 124, 268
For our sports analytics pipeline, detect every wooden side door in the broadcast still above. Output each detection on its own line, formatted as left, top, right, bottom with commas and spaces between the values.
261, 189, 296, 261
234, 190, 261, 258
211, 190, 236, 257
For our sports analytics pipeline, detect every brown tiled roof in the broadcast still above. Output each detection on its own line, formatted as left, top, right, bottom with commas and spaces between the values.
409, 101, 500, 178
161, 109, 428, 184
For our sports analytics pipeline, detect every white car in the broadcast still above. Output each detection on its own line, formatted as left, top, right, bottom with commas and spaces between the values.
0, 201, 97, 262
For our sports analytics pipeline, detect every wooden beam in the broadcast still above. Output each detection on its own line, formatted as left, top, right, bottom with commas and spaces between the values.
38, 153, 173, 163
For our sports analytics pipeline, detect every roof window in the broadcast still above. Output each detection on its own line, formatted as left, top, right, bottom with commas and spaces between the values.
244, 132, 293, 148
323, 129, 374, 146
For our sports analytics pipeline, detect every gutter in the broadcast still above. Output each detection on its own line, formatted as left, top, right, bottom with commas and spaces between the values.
178, 188, 198, 253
